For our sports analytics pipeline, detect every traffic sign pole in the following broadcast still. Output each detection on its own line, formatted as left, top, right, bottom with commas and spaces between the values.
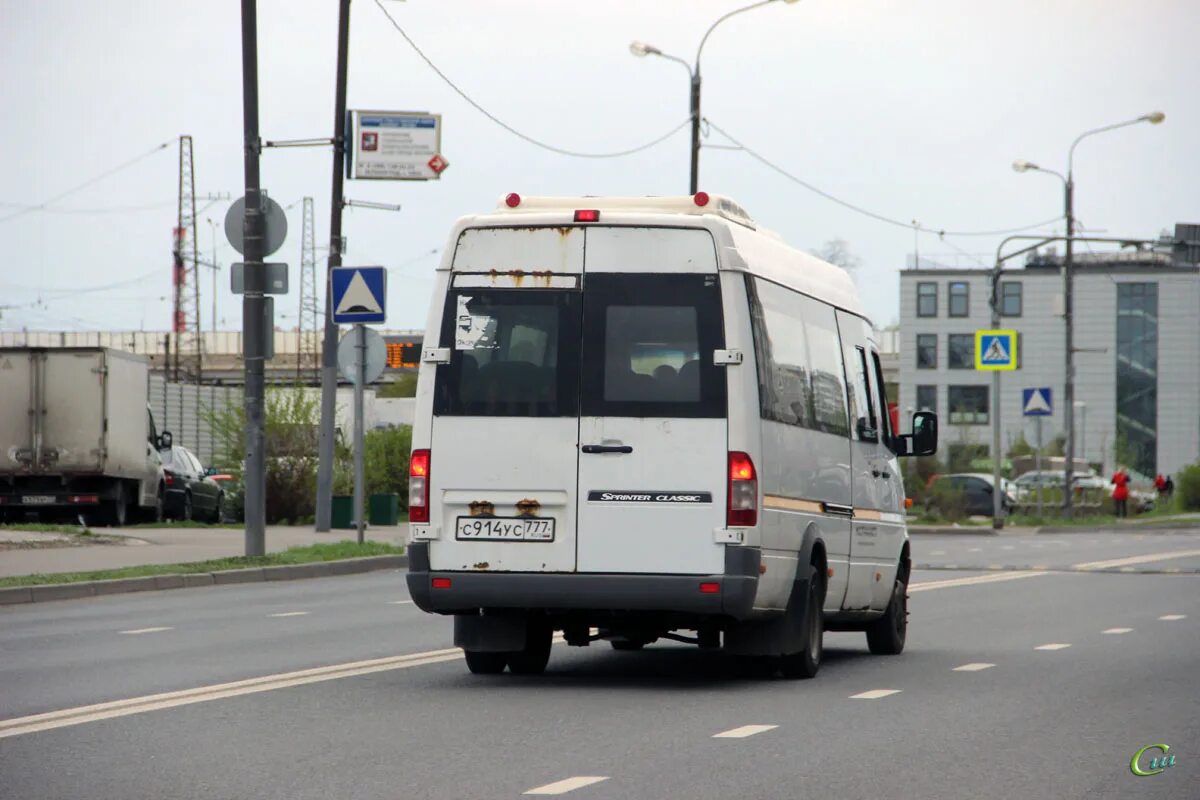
354, 323, 366, 545
1035, 417, 1044, 518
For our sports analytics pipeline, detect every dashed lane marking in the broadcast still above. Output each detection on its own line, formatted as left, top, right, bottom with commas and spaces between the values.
713, 724, 778, 739
1102, 628, 1132, 634
1159, 614, 1187, 621
268, 612, 309, 618
524, 777, 610, 795
952, 663, 995, 672
389, 600, 414, 605
850, 689, 902, 700
118, 627, 173, 635
1035, 643, 1072, 651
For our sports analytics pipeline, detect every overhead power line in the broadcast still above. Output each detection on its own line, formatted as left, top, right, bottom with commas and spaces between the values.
0, 141, 173, 224
371, 0, 690, 159
704, 119, 1062, 239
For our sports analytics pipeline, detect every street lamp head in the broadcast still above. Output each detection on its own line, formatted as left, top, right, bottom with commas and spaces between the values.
629, 40, 660, 58
1141, 111, 1165, 124
1012, 160, 1038, 173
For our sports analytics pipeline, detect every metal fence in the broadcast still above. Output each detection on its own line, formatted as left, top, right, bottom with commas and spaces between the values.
148, 375, 242, 467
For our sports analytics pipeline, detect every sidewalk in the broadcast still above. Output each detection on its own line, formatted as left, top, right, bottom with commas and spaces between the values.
0, 525, 408, 578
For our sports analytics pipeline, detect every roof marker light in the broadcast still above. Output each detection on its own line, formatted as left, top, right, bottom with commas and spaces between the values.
574, 209, 600, 222
693, 191, 710, 207
505, 193, 522, 208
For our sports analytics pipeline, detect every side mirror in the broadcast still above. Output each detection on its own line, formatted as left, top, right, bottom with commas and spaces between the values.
897, 411, 938, 458
158, 431, 173, 450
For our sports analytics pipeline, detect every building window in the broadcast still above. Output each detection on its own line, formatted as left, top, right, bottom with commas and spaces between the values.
949, 282, 969, 317
916, 384, 936, 413
917, 282, 937, 317
947, 334, 974, 369
916, 334, 937, 369
1001, 282, 1022, 317
1116, 283, 1157, 476
948, 385, 989, 425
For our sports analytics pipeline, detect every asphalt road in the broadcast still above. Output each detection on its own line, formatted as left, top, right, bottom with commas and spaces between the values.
1, 530, 1197, 799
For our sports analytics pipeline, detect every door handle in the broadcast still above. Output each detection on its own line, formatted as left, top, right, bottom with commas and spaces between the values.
582, 444, 633, 454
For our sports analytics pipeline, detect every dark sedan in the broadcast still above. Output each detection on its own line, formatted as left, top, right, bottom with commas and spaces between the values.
160, 446, 224, 522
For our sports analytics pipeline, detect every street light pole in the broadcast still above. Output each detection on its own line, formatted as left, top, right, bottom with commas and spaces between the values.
631, 0, 799, 193
1012, 110, 1163, 517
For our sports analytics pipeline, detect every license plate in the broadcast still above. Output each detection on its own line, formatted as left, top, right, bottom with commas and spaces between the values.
21, 495, 55, 505
455, 516, 555, 542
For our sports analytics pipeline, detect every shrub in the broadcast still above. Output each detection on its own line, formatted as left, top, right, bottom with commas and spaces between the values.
364, 425, 413, 502
1175, 464, 1200, 511
926, 480, 967, 521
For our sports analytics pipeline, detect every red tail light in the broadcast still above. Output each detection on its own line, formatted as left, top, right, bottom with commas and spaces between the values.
163, 470, 176, 486
409, 449, 430, 523
727, 451, 758, 527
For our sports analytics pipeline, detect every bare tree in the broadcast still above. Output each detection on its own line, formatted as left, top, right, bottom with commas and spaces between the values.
813, 238, 861, 278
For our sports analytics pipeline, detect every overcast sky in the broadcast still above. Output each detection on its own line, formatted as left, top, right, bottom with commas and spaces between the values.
2, 0, 1196, 334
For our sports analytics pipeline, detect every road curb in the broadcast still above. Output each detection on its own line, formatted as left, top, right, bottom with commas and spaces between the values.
0, 554, 408, 606
1036, 521, 1200, 534
908, 526, 1000, 536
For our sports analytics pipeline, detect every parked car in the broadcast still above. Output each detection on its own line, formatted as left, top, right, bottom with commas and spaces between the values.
1012, 470, 1106, 501
160, 446, 224, 522
927, 473, 1016, 517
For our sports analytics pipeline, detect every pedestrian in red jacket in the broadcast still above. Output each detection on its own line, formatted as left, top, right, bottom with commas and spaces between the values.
1112, 468, 1130, 518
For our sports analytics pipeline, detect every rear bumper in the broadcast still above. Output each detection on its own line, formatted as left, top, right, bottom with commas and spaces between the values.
405, 543, 761, 620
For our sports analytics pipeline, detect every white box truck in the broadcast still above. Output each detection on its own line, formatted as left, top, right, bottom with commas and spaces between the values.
0, 347, 167, 526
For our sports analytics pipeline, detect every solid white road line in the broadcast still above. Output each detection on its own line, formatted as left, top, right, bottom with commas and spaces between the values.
1159, 614, 1187, 621
118, 627, 173, 635
952, 663, 995, 672
712, 724, 778, 739
850, 689, 901, 700
909, 571, 1048, 592
389, 600, 414, 605
524, 777, 610, 795
1034, 643, 1071, 651
268, 612, 309, 618
1072, 549, 1200, 571
0, 648, 463, 740
1102, 628, 1132, 634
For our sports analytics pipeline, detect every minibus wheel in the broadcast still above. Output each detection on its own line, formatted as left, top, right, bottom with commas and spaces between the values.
464, 650, 508, 675
507, 618, 553, 675
781, 564, 824, 679
865, 571, 909, 655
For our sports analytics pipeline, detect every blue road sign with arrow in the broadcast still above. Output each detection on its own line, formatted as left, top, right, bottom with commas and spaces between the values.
1022, 387, 1053, 417
330, 266, 386, 324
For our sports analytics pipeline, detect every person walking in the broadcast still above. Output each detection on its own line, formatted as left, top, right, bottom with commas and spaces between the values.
1111, 467, 1130, 518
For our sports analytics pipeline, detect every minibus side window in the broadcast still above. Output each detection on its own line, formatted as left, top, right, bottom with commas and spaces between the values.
747, 277, 815, 428
802, 301, 851, 437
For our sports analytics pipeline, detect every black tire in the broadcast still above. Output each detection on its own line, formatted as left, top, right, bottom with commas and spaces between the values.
153, 486, 165, 523
866, 570, 909, 656
182, 492, 193, 522
781, 564, 824, 680
463, 650, 508, 675
212, 493, 225, 523
610, 640, 644, 651
507, 619, 553, 675
106, 484, 128, 527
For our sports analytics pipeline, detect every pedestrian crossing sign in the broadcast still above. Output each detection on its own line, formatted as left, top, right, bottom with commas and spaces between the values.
975, 329, 1017, 371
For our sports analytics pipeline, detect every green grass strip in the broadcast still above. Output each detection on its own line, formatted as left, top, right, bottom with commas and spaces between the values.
0, 540, 404, 588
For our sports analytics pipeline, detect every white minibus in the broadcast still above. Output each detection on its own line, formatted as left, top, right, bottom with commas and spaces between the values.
406, 193, 938, 678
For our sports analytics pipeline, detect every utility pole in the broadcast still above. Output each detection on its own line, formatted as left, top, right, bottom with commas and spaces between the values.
316, 0, 352, 532
688, 72, 701, 194
1062, 178, 1075, 518
240, 0, 267, 556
